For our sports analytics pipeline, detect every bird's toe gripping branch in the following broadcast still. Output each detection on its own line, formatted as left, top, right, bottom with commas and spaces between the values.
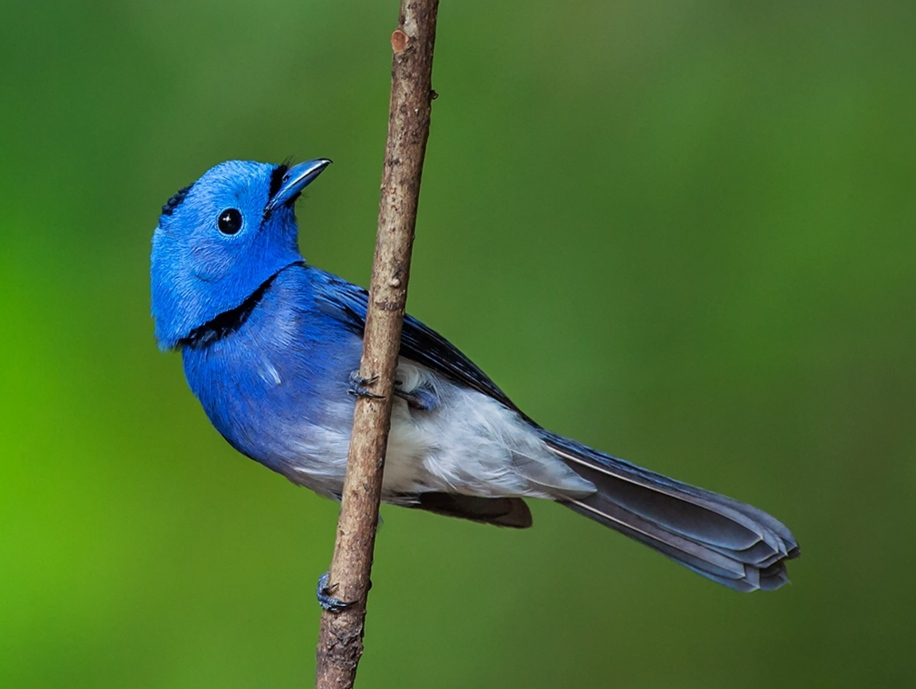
348, 371, 385, 400
316, 571, 357, 613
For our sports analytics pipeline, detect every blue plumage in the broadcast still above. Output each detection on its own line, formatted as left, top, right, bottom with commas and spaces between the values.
151, 159, 799, 593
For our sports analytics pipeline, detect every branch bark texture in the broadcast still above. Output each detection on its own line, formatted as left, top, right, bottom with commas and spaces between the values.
314, 2, 439, 688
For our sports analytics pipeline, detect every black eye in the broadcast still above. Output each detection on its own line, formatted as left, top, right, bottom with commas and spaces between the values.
217, 208, 243, 235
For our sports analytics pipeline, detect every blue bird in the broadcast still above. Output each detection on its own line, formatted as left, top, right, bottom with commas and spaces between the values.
151, 158, 799, 603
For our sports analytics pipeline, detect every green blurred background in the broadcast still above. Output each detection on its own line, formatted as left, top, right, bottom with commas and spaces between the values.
2, 1, 914, 687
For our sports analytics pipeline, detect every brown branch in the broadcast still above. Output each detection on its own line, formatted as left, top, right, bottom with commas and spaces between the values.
314, 2, 439, 688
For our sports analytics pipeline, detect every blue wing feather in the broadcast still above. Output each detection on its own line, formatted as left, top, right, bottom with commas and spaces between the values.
307, 265, 525, 416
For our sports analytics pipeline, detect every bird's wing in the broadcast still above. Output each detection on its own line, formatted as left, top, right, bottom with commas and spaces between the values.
309, 266, 527, 417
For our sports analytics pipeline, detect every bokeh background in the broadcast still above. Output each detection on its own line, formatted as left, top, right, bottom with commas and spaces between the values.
2, 1, 915, 687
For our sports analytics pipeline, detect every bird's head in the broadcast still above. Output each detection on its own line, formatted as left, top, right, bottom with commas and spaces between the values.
150, 158, 331, 349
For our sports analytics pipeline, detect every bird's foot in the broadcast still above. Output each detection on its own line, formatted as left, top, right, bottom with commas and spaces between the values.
316, 571, 356, 613
348, 371, 384, 399
394, 385, 439, 411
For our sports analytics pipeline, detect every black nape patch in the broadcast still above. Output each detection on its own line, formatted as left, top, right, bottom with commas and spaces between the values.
268, 164, 289, 201
161, 184, 193, 217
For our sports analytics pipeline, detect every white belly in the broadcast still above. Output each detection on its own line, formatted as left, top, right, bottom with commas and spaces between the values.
282, 361, 595, 504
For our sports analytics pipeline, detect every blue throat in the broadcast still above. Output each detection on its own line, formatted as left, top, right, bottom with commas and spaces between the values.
180, 262, 304, 349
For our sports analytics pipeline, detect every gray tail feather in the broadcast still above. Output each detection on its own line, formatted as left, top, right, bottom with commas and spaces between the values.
543, 432, 800, 592
411, 492, 533, 528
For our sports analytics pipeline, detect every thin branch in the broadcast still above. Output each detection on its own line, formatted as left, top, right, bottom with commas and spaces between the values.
314, 2, 439, 688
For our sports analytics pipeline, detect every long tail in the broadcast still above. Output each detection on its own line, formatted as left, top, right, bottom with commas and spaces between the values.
542, 432, 800, 592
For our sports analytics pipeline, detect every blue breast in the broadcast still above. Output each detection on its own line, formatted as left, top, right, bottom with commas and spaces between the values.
181, 264, 362, 474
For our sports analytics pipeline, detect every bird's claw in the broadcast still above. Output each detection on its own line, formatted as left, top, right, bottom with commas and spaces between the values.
316, 571, 356, 613
394, 386, 439, 411
348, 371, 384, 399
